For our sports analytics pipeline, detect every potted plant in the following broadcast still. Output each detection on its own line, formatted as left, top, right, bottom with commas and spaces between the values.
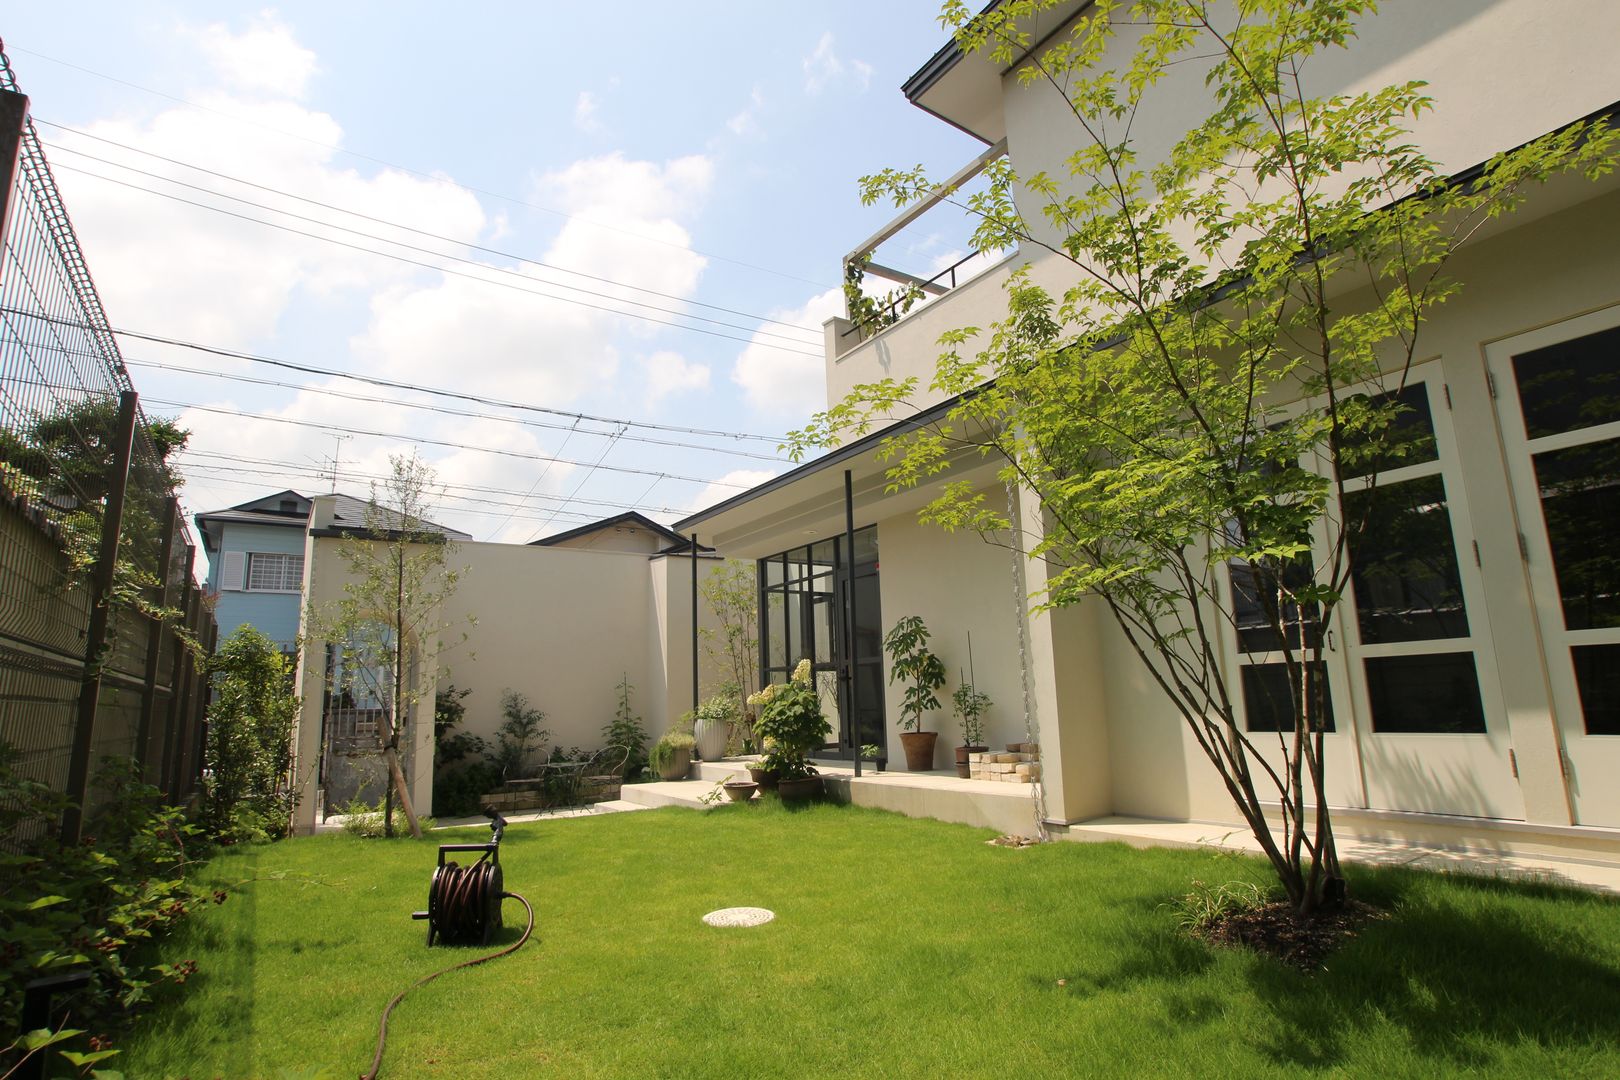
750, 659, 831, 802
952, 681, 992, 779
692, 691, 738, 761
649, 730, 696, 781
884, 616, 947, 771
860, 743, 884, 773
722, 777, 758, 801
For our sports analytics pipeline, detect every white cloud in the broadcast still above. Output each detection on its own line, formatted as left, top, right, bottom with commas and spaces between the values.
643, 351, 710, 405
693, 468, 782, 514
726, 87, 766, 136
731, 287, 842, 418
803, 32, 872, 95
573, 90, 602, 134
189, 11, 317, 99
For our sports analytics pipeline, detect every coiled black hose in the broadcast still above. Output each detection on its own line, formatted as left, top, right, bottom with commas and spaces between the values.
360, 865, 534, 1080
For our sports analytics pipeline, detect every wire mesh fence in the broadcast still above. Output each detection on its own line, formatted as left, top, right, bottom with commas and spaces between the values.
0, 47, 215, 842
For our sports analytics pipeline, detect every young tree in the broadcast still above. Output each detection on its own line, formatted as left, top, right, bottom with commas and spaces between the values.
790, 0, 1617, 912
305, 452, 466, 839
698, 561, 760, 736
203, 626, 298, 840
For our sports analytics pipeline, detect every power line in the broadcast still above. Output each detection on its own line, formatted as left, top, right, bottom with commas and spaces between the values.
123, 356, 788, 462
2, 306, 786, 443
47, 159, 825, 357
147, 398, 752, 488
177, 448, 701, 516
35, 121, 825, 340
178, 462, 677, 528
10, 47, 835, 289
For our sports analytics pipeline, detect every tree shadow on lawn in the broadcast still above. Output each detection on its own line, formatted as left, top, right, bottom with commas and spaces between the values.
1084, 867, 1620, 1072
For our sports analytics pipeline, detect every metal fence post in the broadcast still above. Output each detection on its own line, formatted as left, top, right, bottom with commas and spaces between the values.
59, 389, 138, 845
134, 496, 179, 780
0, 88, 26, 277
161, 580, 195, 800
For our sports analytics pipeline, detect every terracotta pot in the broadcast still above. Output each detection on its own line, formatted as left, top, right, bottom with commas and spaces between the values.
655, 747, 692, 781
776, 775, 822, 803
954, 744, 987, 779
747, 766, 779, 790
722, 780, 758, 802
900, 731, 939, 772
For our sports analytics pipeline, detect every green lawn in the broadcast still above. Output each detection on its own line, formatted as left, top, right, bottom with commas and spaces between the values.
122, 801, 1620, 1079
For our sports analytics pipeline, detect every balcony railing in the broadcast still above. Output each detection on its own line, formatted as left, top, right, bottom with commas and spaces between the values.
838, 138, 1007, 347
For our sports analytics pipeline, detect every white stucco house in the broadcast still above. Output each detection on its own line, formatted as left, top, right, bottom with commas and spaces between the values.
673, 0, 1620, 866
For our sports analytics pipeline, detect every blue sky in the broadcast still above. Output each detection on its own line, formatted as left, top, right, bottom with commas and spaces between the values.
1, 3, 988, 544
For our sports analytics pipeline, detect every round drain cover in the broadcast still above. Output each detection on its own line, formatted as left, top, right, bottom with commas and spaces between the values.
702, 906, 775, 928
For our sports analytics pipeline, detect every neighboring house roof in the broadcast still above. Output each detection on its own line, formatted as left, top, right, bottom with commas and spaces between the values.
198, 489, 470, 549
194, 490, 312, 553
530, 510, 692, 553
311, 492, 472, 541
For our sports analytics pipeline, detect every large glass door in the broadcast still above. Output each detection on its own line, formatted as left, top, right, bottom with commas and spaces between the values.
1332, 371, 1520, 819
757, 527, 884, 760
1488, 310, 1620, 827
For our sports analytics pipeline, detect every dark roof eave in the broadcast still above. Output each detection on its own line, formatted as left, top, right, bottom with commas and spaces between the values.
672, 387, 978, 534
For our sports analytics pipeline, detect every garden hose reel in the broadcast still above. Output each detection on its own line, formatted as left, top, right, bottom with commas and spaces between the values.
411, 809, 509, 946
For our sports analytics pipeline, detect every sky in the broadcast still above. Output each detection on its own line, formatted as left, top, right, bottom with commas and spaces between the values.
0, 2, 990, 551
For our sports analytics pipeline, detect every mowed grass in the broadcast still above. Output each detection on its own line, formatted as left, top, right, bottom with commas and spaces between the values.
122, 801, 1620, 1079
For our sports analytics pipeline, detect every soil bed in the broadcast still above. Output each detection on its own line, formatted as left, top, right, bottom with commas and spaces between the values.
1200, 899, 1385, 970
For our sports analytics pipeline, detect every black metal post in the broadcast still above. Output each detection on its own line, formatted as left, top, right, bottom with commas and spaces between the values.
845, 470, 860, 779
18, 972, 93, 1080
690, 533, 699, 714
135, 496, 180, 780
165, 584, 198, 802
158, 548, 194, 798
0, 89, 27, 282
61, 390, 139, 845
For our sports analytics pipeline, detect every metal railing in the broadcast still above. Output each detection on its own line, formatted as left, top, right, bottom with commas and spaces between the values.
0, 45, 215, 843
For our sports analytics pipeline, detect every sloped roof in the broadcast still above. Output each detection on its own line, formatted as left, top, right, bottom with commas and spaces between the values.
197, 489, 469, 550
529, 510, 689, 551
317, 492, 472, 541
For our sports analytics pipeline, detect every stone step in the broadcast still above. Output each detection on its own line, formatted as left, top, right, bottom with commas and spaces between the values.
590, 799, 652, 814
693, 759, 753, 783
617, 780, 717, 810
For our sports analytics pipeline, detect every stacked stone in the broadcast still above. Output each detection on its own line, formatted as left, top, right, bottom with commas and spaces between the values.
968, 742, 1041, 783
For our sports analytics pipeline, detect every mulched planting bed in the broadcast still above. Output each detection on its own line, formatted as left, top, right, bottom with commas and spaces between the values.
1199, 899, 1386, 970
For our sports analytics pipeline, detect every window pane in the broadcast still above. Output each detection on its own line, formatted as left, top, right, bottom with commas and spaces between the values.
785, 590, 804, 666
1512, 325, 1620, 438
1345, 475, 1469, 643
1572, 644, 1620, 736
852, 574, 882, 663
1241, 662, 1335, 732
766, 591, 786, 668
852, 526, 879, 568
1229, 558, 1320, 653
1338, 384, 1439, 481
1365, 653, 1486, 733
1532, 438, 1620, 631
764, 556, 784, 587
810, 539, 837, 586
812, 596, 834, 664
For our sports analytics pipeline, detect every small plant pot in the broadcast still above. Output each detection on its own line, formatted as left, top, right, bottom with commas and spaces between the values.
899, 731, 939, 772
776, 775, 822, 803
655, 747, 692, 782
748, 766, 779, 790
954, 744, 988, 779
722, 780, 758, 802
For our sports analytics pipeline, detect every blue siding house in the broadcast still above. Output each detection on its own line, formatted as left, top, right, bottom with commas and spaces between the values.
195, 490, 313, 651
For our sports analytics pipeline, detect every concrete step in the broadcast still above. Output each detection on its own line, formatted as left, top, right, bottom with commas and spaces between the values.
692, 759, 752, 783
617, 780, 718, 810
590, 799, 653, 814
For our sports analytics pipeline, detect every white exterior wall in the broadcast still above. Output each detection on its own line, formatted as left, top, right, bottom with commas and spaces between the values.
289, 520, 742, 831
804, 3, 1620, 847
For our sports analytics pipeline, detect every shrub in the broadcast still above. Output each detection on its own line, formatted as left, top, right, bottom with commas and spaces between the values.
602, 675, 647, 781
750, 659, 830, 781
493, 690, 549, 782
0, 751, 216, 1074
337, 796, 435, 838
202, 626, 297, 841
